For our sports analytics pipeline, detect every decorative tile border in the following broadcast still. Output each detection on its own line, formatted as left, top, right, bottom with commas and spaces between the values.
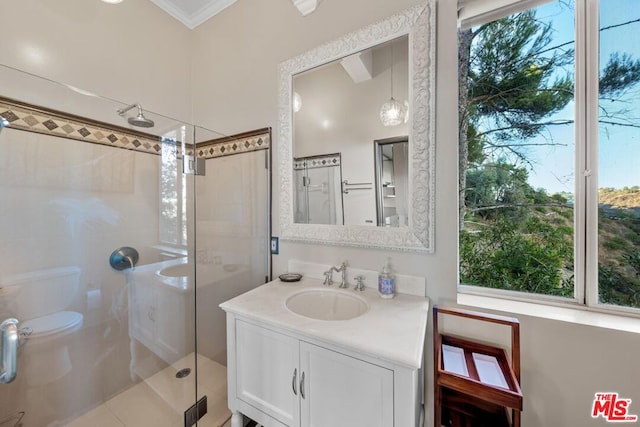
0, 96, 171, 155
196, 128, 271, 159
0, 97, 270, 160
293, 153, 341, 170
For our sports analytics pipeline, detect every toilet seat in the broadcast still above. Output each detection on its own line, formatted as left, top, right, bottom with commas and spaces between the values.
22, 311, 83, 338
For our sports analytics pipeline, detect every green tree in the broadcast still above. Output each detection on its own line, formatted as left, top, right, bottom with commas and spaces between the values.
458, 6, 640, 229
460, 216, 574, 296
466, 160, 532, 221
458, 9, 574, 229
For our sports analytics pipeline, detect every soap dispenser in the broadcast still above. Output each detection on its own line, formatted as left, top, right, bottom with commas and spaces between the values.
378, 257, 396, 299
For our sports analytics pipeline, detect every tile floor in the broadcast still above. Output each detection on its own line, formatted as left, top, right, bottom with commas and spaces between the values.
65, 353, 231, 427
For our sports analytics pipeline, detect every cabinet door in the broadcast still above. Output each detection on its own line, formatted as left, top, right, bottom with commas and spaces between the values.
154, 287, 193, 364
236, 320, 300, 427
299, 342, 394, 427
128, 281, 155, 346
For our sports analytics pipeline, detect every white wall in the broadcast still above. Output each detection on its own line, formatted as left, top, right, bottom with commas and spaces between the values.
192, 1, 640, 426
0, 0, 193, 122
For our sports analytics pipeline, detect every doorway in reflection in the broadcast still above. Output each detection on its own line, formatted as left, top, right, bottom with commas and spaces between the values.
375, 137, 408, 227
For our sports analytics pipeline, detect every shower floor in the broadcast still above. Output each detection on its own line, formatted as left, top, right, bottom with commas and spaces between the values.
65, 353, 231, 427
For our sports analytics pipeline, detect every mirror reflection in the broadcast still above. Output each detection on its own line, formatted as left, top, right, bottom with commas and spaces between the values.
375, 137, 408, 227
293, 35, 409, 226
294, 153, 343, 224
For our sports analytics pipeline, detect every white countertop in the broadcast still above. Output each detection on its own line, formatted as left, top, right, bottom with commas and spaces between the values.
219, 277, 429, 369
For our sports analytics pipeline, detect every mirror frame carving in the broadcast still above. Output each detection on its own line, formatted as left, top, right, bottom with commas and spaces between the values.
278, 2, 435, 252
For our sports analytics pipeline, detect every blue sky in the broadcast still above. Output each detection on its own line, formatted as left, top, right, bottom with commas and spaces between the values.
509, 0, 640, 194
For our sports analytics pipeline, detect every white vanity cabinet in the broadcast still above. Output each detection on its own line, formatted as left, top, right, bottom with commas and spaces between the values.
228, 317, 420, 427
234, 319, 300, 426
128, 274, 194, 364
220, 277, 428, 427
298, 339, 394, 427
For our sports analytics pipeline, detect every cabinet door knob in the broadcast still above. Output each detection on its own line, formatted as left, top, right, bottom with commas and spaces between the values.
292, 368, 298, 396
300, 371, 306, 399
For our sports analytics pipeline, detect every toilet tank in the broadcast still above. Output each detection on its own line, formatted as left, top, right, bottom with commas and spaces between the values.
0, 267, 81, 321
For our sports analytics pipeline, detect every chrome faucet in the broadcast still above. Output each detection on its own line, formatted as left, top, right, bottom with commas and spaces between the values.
323, 262, 349, 288
353, 275, 365, 292
331, 262, 349, 288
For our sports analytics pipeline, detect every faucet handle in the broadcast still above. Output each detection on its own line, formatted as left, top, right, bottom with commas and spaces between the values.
354, 275, 365, 291
323, 270, 333, 286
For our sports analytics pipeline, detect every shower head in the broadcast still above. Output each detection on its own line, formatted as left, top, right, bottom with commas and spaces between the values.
116, 103, 155, 128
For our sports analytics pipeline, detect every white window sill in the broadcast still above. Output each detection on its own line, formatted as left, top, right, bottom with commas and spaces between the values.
457, 293, 640, 335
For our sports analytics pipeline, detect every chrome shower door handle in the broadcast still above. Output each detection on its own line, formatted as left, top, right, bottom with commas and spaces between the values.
0, 318, 19, 384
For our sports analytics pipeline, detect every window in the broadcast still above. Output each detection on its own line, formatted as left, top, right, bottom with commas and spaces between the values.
159, 129, 189, 247
458, 0, 640, 312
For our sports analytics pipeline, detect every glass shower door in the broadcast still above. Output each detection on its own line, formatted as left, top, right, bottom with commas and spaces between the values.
193, 127, 272, 425
293, 153, 343, 225
0, 64, 202, 426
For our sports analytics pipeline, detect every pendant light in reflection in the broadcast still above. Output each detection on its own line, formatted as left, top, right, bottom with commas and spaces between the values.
379, 40, 408, 127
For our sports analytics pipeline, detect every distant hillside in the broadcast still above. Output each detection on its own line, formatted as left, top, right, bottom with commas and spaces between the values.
599, 187, 640, 215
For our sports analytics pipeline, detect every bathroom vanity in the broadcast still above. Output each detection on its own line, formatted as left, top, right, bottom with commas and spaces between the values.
127, 257, 250, 367
220, 277, 429, 427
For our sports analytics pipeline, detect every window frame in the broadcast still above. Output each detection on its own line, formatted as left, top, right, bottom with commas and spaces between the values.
457, 0, 640, 317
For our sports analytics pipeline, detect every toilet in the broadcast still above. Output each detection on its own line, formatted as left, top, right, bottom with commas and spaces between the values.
0, 266, 83, 386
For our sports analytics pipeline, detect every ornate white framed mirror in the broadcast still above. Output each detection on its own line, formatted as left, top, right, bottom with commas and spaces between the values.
278, 2, 435, 252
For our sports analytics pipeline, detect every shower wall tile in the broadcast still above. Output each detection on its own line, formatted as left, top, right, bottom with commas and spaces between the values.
0, 129, 159, 280
0, 97, 175, 156
0, 98, 269, 164
293, 153, 341, 170
0, 128, 135, 193
196, 130, 270, 159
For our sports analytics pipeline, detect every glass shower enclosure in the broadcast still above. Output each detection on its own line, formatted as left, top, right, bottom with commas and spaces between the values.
0, 64, 270, 427
293, 153, 344, 225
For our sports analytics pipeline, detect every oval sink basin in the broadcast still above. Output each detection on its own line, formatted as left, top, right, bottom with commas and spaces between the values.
158, 263, 193, 278
286, 290, 368, 321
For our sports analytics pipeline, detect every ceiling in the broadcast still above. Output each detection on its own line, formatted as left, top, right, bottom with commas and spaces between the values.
149, 0, 238, 29
150, 0, 321, 29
